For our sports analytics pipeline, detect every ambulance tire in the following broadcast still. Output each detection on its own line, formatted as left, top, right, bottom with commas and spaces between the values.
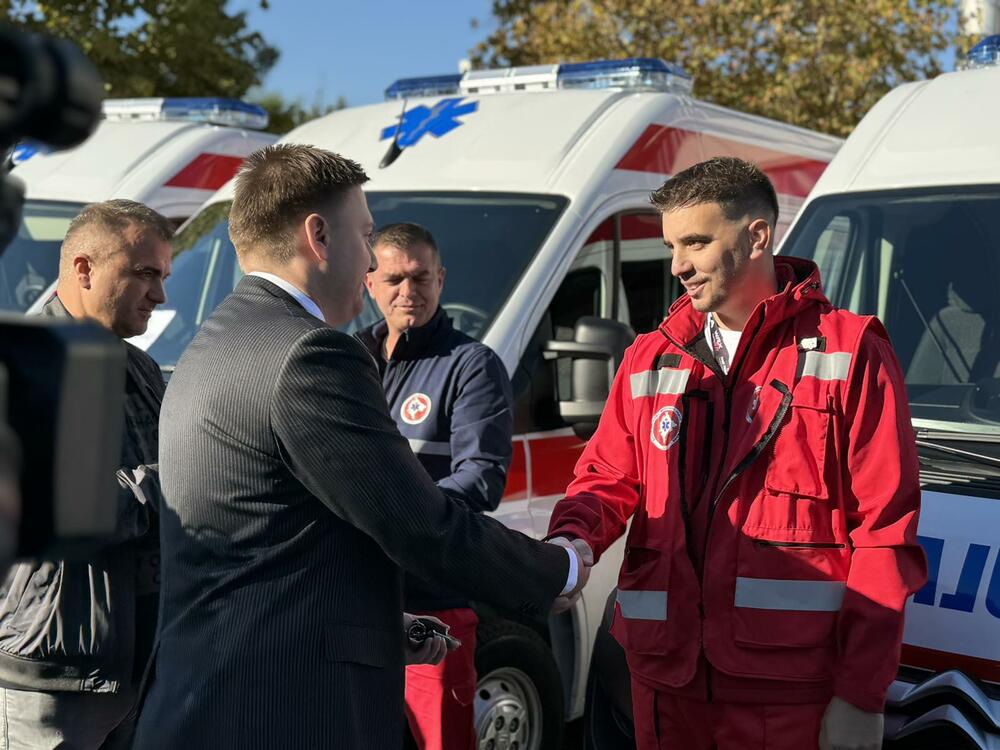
583, 588, 635, 750
475, 620, 564, 750
583, 665, 635, 750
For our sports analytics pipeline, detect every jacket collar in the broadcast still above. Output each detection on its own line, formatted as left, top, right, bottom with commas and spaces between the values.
659, 256, 826, 348
39, 293, 72, 319
358, 307, 451, 362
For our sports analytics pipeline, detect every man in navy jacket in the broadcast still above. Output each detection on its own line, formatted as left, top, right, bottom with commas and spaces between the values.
357, 223, 513, 750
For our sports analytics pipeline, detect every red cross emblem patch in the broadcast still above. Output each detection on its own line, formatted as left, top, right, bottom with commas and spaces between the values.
401, 393, 433, 425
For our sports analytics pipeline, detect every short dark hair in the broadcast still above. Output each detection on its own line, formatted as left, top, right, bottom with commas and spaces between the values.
373, 222, 440, 262
61, 199, 173, 275
649, 157, 779, 224
229, 144, 369, 263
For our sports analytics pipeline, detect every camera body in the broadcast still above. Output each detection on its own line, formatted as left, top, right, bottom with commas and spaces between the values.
1, 25, 124, 564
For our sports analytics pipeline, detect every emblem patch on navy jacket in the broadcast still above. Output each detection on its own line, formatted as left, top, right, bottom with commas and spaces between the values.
401, 393, 433, 425
650, 406, 682, 451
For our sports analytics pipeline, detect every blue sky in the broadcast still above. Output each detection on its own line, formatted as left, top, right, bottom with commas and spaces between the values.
233, 1, 498, 107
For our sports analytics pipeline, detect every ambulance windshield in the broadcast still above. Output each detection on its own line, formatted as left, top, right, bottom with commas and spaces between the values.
0, 200, 82, 312
144, 191, 567, 370
782, 186, 1000, 435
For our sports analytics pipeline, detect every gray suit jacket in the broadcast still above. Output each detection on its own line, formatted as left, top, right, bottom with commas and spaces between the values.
133, 277, 567, 750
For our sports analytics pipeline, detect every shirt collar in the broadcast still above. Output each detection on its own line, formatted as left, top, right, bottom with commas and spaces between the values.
248, 272, 325, 322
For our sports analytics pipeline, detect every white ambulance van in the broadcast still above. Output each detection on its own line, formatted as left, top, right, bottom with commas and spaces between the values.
145, 59, 841, 749
2, 97, 276, 313
779, 36, 1000, 750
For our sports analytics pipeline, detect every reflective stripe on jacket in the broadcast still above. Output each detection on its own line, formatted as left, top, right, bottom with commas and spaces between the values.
548, 257, 927, 712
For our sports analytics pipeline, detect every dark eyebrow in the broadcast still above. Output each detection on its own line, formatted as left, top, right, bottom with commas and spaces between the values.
383, 271, 430, 282
680, 234, 712, 245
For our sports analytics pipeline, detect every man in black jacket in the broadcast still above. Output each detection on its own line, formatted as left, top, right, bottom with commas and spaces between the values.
0, 199, 172, 748
357, 223, 513, 750
133, 145, 589, 750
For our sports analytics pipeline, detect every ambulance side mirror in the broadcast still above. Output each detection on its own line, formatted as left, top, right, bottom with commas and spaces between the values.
544, 316, 635, 440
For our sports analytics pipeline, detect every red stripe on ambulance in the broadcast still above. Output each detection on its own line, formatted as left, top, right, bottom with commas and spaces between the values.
165, 153, 245, 191
616, 125, 828, 199
501, 431, 587, 501
902, 644, 1000, 684
504, 440, 529, 502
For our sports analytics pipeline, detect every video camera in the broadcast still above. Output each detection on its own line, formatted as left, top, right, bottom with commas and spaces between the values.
0, 26, 124, 566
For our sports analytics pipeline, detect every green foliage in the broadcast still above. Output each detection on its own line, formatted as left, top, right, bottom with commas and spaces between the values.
252, 93, 348, 135
3, 0, 279, 98
472, 0, 973, 136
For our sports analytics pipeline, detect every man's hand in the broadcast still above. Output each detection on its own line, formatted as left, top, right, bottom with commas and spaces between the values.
403, 613, 451, 666
548, 537, 594, 613
819, 696, 884, 750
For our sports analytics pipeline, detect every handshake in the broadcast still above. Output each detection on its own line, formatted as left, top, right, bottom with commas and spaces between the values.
547, 536, 595, 613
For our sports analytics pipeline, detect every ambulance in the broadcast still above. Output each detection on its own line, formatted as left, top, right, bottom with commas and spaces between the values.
143, 58, 841, 749
778, 36, 1000, 750
2, 97, 276, 313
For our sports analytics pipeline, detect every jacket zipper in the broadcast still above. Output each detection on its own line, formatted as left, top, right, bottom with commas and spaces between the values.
752, 539, 846, 549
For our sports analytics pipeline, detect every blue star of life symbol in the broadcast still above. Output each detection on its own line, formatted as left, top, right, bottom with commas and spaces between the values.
658, 413, 675, 441
11, 141, 48, 165
380, 97, 478, 148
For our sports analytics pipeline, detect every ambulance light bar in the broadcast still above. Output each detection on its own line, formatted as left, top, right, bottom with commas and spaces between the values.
558, 58, 692, 94
102, 98, 269, 130
384, 74, 464, 100
962, 35, 1000, 70
385, 58, 692, 100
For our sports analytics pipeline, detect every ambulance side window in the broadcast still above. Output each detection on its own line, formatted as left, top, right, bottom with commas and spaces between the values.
619, 212, 676, 333
512, 211, 675, 433
511, 268, 604, 433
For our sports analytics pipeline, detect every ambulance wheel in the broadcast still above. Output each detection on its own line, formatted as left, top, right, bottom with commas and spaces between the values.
475, 620, 564, 750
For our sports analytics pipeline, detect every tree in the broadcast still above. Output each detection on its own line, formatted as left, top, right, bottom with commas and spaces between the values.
253, 93, 349, 135
3, 0, 279, 99
471, 0, 970, 136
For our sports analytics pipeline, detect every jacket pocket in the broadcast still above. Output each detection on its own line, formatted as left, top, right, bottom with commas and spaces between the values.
765, 403, 832, 501
609, 545, 671, 655
732, 529, 849, 650
324, 623, 398, 668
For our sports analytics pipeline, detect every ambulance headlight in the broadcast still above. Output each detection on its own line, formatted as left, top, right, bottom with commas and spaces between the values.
385, 74, 463, 100
557, 58, 692, 94
102, 97, 269, 130
963, 34, 1000, 70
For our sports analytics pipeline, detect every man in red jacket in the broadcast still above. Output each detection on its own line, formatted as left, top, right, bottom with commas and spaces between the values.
548, 157, 926, 750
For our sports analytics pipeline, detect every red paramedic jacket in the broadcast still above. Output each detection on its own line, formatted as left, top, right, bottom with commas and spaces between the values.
548, 257, 927, 712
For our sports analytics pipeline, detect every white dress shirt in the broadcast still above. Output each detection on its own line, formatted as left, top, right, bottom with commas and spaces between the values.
248, 272, 325, 322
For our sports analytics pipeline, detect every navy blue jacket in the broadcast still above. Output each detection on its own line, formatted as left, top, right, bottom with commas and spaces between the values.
356, 308, 513, 610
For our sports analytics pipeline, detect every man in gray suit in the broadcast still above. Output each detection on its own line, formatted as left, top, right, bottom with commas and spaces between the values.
133, 145, 590, 750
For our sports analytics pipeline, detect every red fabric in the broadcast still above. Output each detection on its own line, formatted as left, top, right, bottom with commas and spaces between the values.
404, 608, 479, 750
631, 678, 827, 750
548, 256, 927, 712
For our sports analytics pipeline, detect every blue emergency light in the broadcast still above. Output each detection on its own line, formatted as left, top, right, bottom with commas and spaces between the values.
385, 74, 464, 100
102, 97, 269, 130
557, 58, 691, 92
385, 58, 693, 100
964, 35, 1000, 69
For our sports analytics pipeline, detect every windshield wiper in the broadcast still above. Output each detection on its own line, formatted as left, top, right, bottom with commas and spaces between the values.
915, 437, 1000, 471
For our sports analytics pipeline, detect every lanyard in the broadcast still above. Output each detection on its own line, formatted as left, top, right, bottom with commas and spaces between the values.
705, 313, 731, 375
